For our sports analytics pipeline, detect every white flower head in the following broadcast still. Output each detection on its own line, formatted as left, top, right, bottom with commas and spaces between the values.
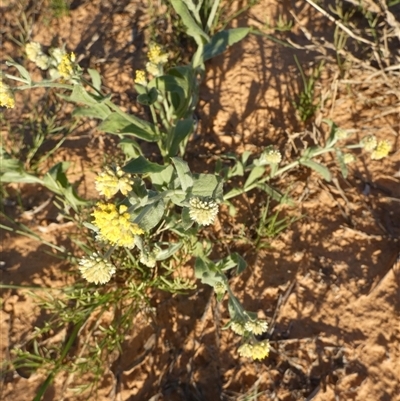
237, 343, 253, 358
35, 54, 51, 70
343, 153, 356, 164
78, 253, 116, 284
188, 196, 219, 226
25, 42, 43, 62
258, 148, 282, 166
146, 61, 161, 77
50, 47, 67, 65
361, 135, 377, 152
139, 248, 157, 268
335, 128, 349, 140
231, 321, 246, 336
244, 319, 268, 335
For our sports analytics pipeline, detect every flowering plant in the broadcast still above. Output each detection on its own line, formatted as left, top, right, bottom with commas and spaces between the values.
0, 1, 394, 397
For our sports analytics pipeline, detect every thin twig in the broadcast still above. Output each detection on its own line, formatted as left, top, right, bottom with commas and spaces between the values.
304, 0, 377, 47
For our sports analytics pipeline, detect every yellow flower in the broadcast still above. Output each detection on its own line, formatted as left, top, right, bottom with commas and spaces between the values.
0, 80, 15, 109
78, 253, 116, 284
92, 203, 144, 248
188, 196, 219, 226
134, 70, 147, 86
371, 140, 391, 160
361, 135, 377, 152
58, 52, 76, 80
250, 340, 270, 360
95, 166, 133, 199
244, 320, 268, 336
147, 43, 168, 65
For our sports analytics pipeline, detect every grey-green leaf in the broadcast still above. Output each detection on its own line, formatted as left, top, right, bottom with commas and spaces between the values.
300, 159, 332, 181
87, 68, 102, 91
170, 0, 210, 44
171, 157, 193, 191
123, 156, 166, 174
201, 28, 250, 64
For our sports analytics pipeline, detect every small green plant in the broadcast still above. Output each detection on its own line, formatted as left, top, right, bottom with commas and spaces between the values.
49, 0, 70, 18
293, 55, 324, 122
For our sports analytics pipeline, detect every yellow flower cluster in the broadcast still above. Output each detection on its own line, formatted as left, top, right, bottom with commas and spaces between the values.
58, 52, 76, 80
146, 43, 168, 77
134, 70, 147, 86
147, 43, 168, 65
92, 203, 144, 248
95, 166, 133, 199
238, 340, 270, 360
371, 140, 392, 160
0, 80, 15, 108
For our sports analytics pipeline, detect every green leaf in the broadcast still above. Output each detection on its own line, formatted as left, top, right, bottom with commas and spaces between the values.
231, 253, 247, 275
192, 173, 223, 200
149, 164, 175, 188
335, 149, 348, 179
133, 200, 165, 231
300, 159, 332, 181
168, 119, 194, 157
170, 0, 210, 44
98, 113, 157, 142
148, 75, 188, 118
256, 183, 294, 204
6, 60, 32, 85
0, 149, 43, 184
72, 105, 111, 120
42, 162, 87, 210
181, 207, 194, 230
194, 257, 225, 287
244, 165, 265, 189
137, 87, 158, 106
87, 68, 102, 91
200, 28, 250, 64
65, 84, 102, 106
118, 138, 143, 159
0, 171, 43, 184
156, 243, 182, 261
223, 187, 244, 200
171, 157, 193, 191
123, 156, 166, 174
